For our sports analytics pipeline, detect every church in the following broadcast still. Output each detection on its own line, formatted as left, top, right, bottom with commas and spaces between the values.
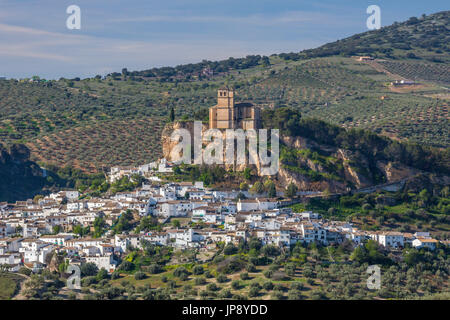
209, 87, 261, 130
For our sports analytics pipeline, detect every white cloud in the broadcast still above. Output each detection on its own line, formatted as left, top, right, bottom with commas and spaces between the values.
108, 10, 339, 26
0, 22, 322, 78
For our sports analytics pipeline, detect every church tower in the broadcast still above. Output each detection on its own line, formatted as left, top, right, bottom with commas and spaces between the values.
217, 87, 234, 108
209, 87, 235, 129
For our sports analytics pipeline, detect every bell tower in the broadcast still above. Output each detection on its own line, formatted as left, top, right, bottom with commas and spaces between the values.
217, 87, 234, 108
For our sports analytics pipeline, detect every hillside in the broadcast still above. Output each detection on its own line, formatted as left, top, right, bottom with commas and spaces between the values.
161, 108, 449, 194
0, 11, 448, 176
0, 143, 48, 202
300, 11, 450, 63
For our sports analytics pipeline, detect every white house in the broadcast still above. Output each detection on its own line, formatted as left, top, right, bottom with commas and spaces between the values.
377, 232, 404, 248
158, 201, 192, 217
412, 238, 439, 250
237, 200, 259, 212
39, 234, 74, 246
84, 254, 117, 273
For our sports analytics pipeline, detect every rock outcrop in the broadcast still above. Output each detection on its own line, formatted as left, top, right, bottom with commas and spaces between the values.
160, 121, 438, 193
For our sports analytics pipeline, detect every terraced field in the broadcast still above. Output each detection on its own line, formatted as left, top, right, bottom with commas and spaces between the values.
26, 118, 164, 172
378, 60, 450, 84
239, 57, 385, 108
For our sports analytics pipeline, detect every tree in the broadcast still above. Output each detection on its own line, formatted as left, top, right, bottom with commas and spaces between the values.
216, 274, 228, 283
263, 270, 273, 279
264, 179, 276, 197
171, 219, 181, 228
118, 261, 134, 272
250, 181, 264, 195
236, 192, 246, 200
243, 167, 252, 180
96, 268, 109, 281
134, 271, 146, 280
418, 189, 431, 206
224, 243, 238, 255
248, 287, 260, 297
231, 280, 241, 290
169, 107, 175, 122
285, 183, 298, 198
52, 225, 62, 234
193, 265, 204, 275
93, 216, 106, 238
240, 272, 249, 280
73, 224, 85, 237
263, 281, 274, 291
81, 263, 98, 277
239, 182, 249, 191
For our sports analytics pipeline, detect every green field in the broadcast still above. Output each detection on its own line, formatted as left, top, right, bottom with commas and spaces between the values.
0, 273, 22, 300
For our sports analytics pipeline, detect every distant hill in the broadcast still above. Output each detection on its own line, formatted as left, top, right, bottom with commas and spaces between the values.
296, 11, 450, 63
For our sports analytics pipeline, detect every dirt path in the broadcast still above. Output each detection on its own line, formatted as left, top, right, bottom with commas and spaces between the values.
12, 273, 30, 300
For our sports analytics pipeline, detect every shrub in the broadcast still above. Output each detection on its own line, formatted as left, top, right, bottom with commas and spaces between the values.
231, 280, 241, 290
246, 263, 256, 272
134, 271, 146, 280
224, 244, 238, 255
274, 284, 285, 291
67, 292, 76, 300
81, 263, 99, 277
290, 282, 304, 291
118, 261, 134, 272
206, 283, 220, 292
288, 289, 302, 300
220, 289, 232, 299
96, 268, 109, 281
272, 291, 284, 300
148, 264, 162, 274
250, 281, 261, 289
179, 273, 189, 281
192, 265, 204, 275
240, 272, 250, 280
216, 274, 228, 283
248, 287, 260, 298
194, 277, 206, 286
263, 270, 273, 279
173, 267, 189, 278
81, 276, 97, 287
19, 267, 32, 276
263, 281, 274, 291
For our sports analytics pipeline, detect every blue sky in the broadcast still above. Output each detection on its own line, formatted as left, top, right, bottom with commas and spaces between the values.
0, 0, 448, 79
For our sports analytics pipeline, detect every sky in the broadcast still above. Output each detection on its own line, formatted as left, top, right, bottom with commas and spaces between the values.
0, 0, 448, 79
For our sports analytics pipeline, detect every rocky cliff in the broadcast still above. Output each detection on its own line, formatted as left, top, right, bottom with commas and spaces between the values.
161, 121, 425, 193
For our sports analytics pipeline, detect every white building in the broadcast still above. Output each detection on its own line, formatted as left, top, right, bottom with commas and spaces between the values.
412, 238, 439, 250
376, 232, 404, 248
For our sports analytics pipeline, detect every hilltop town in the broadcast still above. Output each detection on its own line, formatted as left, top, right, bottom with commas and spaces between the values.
0, 88, 447, 300
0, 168, 444, 274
